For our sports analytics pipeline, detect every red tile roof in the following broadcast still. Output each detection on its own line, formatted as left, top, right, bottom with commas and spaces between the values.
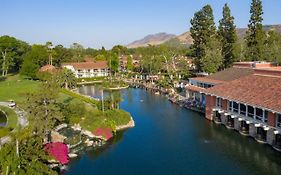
190, 77, 225, 85
62, 61, 108, 70
39, 65, 56, 72
204, 74, 281, 113
186, 85, 205, 92
190, 67, 254, 85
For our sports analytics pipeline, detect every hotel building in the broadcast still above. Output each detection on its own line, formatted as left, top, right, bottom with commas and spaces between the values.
186, 62, 281, 151
62, 60, 109, 78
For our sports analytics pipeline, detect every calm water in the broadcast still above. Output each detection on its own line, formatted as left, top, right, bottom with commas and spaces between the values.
65, 87, 281, 175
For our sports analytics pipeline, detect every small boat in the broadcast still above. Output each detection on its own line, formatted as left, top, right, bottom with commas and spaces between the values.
155, 91, 160, 95
69, 153, 78, 158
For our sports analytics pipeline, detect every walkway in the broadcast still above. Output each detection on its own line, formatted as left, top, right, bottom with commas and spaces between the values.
0, 101, 28, 146
0, 102, 28, 128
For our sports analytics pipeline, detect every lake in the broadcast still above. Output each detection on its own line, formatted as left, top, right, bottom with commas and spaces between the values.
65, 87, 281, 175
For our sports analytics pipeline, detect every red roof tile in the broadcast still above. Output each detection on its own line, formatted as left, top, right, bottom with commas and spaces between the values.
204, 74, 281, 113
186, 85, 205, 92
190, 67, 254, 85
39, 65, 56, 72
190, 77, 225, 85
62, 61, 108, 70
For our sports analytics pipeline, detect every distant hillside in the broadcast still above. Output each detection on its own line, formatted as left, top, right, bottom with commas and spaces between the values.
127, 33, 176, 48
127, 25, 281, 48
170, 24, 281, 47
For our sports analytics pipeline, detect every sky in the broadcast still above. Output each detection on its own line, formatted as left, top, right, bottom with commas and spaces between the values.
0, 0, 280, 49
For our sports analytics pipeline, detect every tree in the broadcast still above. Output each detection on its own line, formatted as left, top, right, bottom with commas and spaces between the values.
25, 78, 63, 137
200, 38, 223, 73
111, 45, 128, 55
108, 52, 119, 76
126, 55, 133, 71
264, 30, 281, 64
20, 45, 49, 79
245, 0, 265, 61
0, 129, 57, 174
95, 54, 106, 61
190, 5, 217, 72
106, 91, 122, 109
70, 43, 84, 62
0, 35, 29, 76
218, 4, 238, 69
56, 68, 77, 89
53, 44, 73, 66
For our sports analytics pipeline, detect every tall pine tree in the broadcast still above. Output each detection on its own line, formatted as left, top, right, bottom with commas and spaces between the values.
218, 3, 238, 69
190, 5, 222, 73
245, 0, 265, 61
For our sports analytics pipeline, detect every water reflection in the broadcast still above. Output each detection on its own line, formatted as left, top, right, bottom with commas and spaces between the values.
206, 123, 281, 175
66, 87, 281, 175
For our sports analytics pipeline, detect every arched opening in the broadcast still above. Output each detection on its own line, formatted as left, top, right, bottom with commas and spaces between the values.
214, 111, 222, 124
226, 115, 234, 129
0, 110, 7, 127
255, 127, 267, 143
239, 120, 249, 136
273, 133, 281, 151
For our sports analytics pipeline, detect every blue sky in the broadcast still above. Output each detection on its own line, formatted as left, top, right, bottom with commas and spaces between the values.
1, 0, 280, 49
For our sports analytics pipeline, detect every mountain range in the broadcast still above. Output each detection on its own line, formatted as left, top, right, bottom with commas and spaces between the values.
126, 24, 281, 48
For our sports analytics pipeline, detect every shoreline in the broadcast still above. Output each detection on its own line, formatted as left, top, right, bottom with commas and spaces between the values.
104, 85, 130, 91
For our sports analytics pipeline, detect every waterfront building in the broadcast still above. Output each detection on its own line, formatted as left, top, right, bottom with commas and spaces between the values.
62, 60, 109, 78
186, 61, 281, 150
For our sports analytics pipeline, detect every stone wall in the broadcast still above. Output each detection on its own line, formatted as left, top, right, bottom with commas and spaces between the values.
234, 118, 240, 131
249, 124, 256, 137
221, 114, 227, 125
267, 129, 275, 145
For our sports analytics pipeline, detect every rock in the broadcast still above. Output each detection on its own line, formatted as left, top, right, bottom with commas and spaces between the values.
116, 117, 135, 131
72, 124, 82, 131
81, 130, 95, 138
51, 131, 67, 142
69, 153, 78, 158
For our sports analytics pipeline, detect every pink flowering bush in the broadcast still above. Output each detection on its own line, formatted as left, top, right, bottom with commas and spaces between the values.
93, 128, 113, 140
45, 142, 69, 165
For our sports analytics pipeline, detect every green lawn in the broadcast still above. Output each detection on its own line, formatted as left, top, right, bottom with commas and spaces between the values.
0, 75, 40, 104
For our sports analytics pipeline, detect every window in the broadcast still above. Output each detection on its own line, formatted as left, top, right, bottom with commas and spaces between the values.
264, 110, 268, 123
233, 102, 239, 113
255, 108, 263, 121
240, 104, 246, 116
277, 114, 281, 128
247, 106, 254, 118
228, 101, 233, 111
216, 97, 222, 108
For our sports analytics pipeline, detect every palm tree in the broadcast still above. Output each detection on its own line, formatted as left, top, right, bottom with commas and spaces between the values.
57, 68, 77, 89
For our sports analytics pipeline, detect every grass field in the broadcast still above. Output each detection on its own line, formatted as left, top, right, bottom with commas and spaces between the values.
0, 75, 40, 103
